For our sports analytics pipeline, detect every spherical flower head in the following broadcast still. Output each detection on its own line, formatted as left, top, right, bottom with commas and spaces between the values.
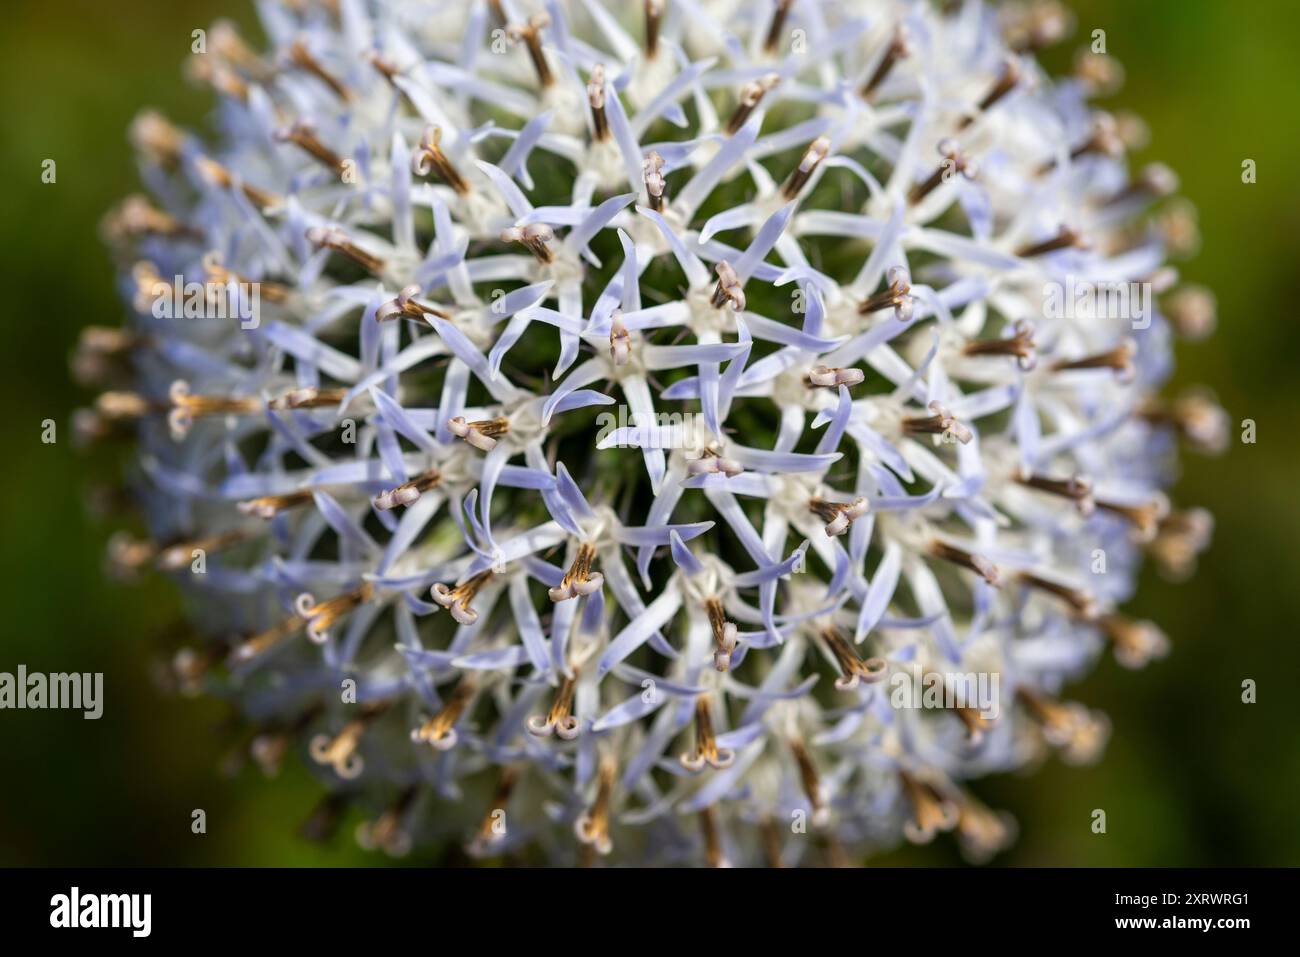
83, 0, 1220, 867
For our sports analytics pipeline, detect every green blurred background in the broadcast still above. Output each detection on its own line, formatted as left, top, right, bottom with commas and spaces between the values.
0, 0, 1297, 866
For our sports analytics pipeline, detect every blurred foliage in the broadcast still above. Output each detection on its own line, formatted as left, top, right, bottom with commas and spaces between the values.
0, 0, 1296, 866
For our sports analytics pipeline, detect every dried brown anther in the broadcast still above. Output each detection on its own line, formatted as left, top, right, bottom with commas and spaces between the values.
508, 15, 554, 88
275, 121, 348, 174
821, 626, 887, 690
809, 497, 869, 537
447, 415, 509, 452
959, 56, 1022, 129
725, 73, 780, 135
574, 755, 617, 855
1015, 469, 1095, 515
909, 139, 976, 205
373, 469, 442, 511
237, 489, 315, 519
1049, 338, 1136, 379
643, 150, 666, 211
549, 542, 603, 602
710, 260, 746, 311
859, 265, 915, 321
412, 676, 479, 750
412, 125, 470, 194
1016, 224, 1087, 258
680, 696, 735, 771
929, 540, 1000, 585
166, 380, 264, 439
781, 135, 831, 199
501, 222, 556, 264
705, 597, 738, 672
587, 64, 610, 141
902, 401, 973, 445
528, 670, 580, 739
962, 319, 1037, 370
431, 570, 495, 625
306, 225, 386, 274
295, 582, 376, 644
860, 25, 911, 101
286, 37, 353, 101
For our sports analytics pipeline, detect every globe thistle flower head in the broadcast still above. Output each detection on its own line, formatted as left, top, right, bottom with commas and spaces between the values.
83, 0, 1221, 866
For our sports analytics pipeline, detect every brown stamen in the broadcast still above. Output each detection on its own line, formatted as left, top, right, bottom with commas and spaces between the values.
356, 785, 417, 856
806, 365, 864, 389
431, 569, 495, 625
306, 225, 386, 274
859, 265, 915, 321
469, 767, 519, 855
268, 386, 349, 411
681, 696, 735, 771
902, 401, 973, 445
549, 542, 603, 602
166, 380, 264, 438
501, 222, 556, 264
725, 73, 780, 135
763, 0, 794, 55
1037, 113, 1123, 175
929, 540, 1000, 585
809, 497, 869, 537
295, 582, 376, 644
275, 121, 347, 174
154, 529, 250, 572
412, 125, 470, 195
238, 489, 315, 519
644, 0, 663, 59
1098, 614, 1169, 669
508, 15, 554, 88
194, 155, 281, 212
1016, 572, 1097, 618
446, 415, 510, 452
609, 308, 632, 366
705, 596, 738, 672
790, 739, 829, 827
1146, 507, 1213, 581
710, 260, 746, 310
909, 139, 976, 205
860, 25, 910, 101
821, 625, 887, 690
899, 770, 958, 843
958, 56, 1021, 129
373, 468, 442, 511
643, 150, 666, 211
1095, 496, 1166, 541
1014, 470, 1095, 514
1049, 338, 1136, 377
103, 195, 194, 243
286, 37, 352, 102
376, 284, 452, 322
781, 135, 831, 199
1015, 687, 1108, 764
760, 817, 785, 868
202, 250, 290, 301
130, 110, 185, 167
587, 63, 609, 141
309, 701, 391, 778
413, 676, 479, 750
700, 807, 727, 867
230, 613, 305, 663
962, 319, 1037, 370
528, 670, 581, 739
1016, 224, 1087, 258
574, 755, 617, 856
1137, 391, 1228, 455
